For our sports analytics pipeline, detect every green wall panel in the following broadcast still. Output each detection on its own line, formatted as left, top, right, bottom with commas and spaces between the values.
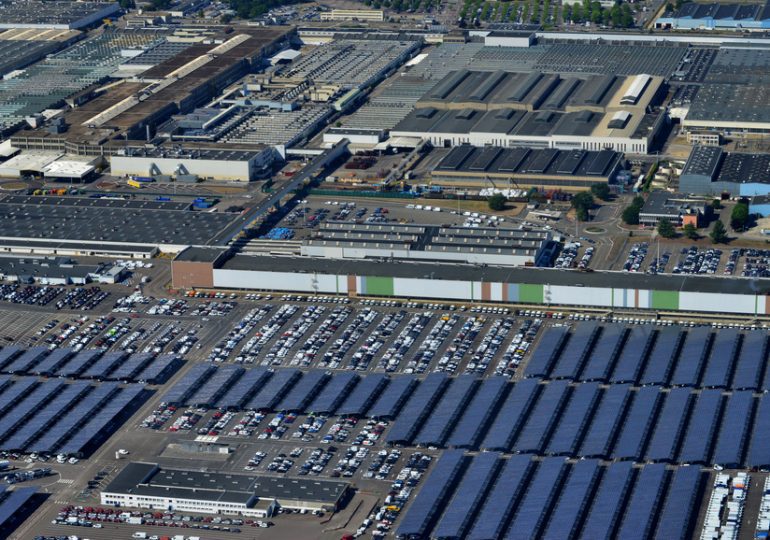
519, 284, 544, 303
651, 290, 679, 310
366, 276, 394, 296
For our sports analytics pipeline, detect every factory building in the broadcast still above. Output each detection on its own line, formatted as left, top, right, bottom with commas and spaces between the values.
170, 252, 770, 316
679, 146, 770, 197
638, 191, 711, 227
656, 2, 770, 31
301, 222, 558, 267
430, 145, 622, 190
102, 462, 350, 516
319, 9, 385, 22
110, 147, 277, 182
391, 70, 666, 154
0, 0, 120, 30
683, 83, 770, 140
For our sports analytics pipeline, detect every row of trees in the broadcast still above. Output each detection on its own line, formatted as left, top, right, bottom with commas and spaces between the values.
563, 1, 634, 27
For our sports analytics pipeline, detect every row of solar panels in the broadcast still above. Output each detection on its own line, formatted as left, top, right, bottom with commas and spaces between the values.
525, 323, 769, 390
0, 485, 38, 536
0, 346, 181, 384
0, 376, 145, 455
161, 364, 770, 467
481, 380, 770, 468
396, 451, 703, 540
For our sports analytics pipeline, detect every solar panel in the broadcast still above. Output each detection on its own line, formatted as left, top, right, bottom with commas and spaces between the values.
467, 454, 535, 540
712, 390, 754, 469
512, 379, 571, 454
0, 346, 22, 371
579, 461, 635, 540
0, 379, 65, 444
394, 449, 466, 539
135, 353, 181, 384
0, 486, 37, 529
30, 347, 74, 376
308, 372, 360, 414
414, 374, 477, 448
276, 370, 330, 412
541, 459, 602, 540
523, 326, 569, 378
609, 327, 655, 384
432, 452, 501, 540
747, 394, 770, 469
58, 349, 103, 378
0, 378, 38, 417
367, 375, 418, 419
639, 328, 682, 386
735, 331, 767, 391
4, 381, 91, 451
669, 327, 712, 387
700, 328, 740, 389
57, 384, 144, 455
109, 352, 154, 382
549, 321, 600, 380
504, 457, 568, 540
3, 346, 49, 374
162, 363, 217, 405
545, 381, 601, 456
644, 387, 693, 463
615, 463, 668, 540
386, 372, 448, 444
653, 465, 703, 540
247, 369, 301, 411
579, 384, 632, 458
82, 351, 128, 380
188, 365, 245, 407
0, 376, 12, 398
336, 373, 389, 417
481, 378, 541, 452
677, 388, 723, 465
28, 382, 120, 454
446, 377, 508, 449
216, 368, 271, 410
612, 386, 662, 460
579, 324, 626, 382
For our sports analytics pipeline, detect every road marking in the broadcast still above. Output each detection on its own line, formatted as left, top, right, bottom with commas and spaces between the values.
56, 478, 74, 484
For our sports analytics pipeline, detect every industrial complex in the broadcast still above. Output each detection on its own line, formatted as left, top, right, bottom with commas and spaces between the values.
4, 2, 770, 540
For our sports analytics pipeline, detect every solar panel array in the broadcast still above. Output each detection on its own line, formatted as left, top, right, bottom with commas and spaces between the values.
0, 376, 142, 455
405, 454, 704, 540
0, 485, 38, 533
0, 347, 181, 383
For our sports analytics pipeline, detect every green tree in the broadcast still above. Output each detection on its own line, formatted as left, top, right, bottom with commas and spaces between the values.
571, 191, 594, 221
488, 193, 507, 211
657, 218, 676, 239
622, 205, 640, 225
731, 202, 749, 231
711, 199, 722, 210
683, 222, 699, 240
590, 182, 611, 201
710, 219, 728, 244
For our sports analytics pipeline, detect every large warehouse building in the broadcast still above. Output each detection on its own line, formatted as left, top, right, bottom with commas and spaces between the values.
430, 145, 622, 190
683, 83, 770, 141
171, 250, 770, 317
679, 146, 770, 197
390, 70, 666, 154
656, 2, 770, 31
301, 222, 558, 267
110, 147, 277, 182
102, 462, 350, 516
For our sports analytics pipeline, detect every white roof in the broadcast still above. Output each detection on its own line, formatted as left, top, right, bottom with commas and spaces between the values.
271, 49, 301, 63
0, 152, 61, 176
42, 159, 95, 179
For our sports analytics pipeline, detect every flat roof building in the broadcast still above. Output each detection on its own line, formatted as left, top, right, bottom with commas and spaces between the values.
656, 2, 770, 31
0, 0, 120, 30
680, 146, 770, 197
683, 83, 770, 140
639, 191, 710, 227
430, 145, 622, 190
102, 463, 350, 516
319, 9, 385, 22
